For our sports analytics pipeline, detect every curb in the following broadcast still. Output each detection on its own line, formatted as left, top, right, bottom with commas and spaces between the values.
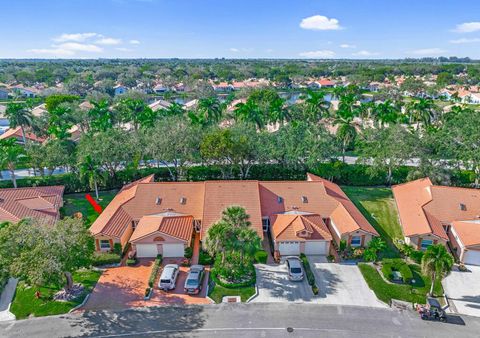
246, 285, 259, 303
69, 294, 90, 313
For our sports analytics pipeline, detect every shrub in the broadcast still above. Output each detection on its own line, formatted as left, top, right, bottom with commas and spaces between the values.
184, 247, 193, 259
254, 250, 268, 264
126, 258, 137, 266
210, 261, 256, 288
327, 255, 335, 263
381, 258, 414, 284
409, 250, 424, 264
145, 287, 151, 297
381, 262, 393, 280
300, 254, 315, 286
113, 243, 122, 256
148, 255, 163, 288
312, 284, 319, 295
363, 248, 377, 262
199, 250, 214, 265
339, 240, 347, 251
353, 248, 364, 259
91, 252, 121, 266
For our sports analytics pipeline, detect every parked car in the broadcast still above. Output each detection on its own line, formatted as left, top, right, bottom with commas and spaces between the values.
285, 256, 304, 281
184, 264, 205, 294
158, 264, 180, 290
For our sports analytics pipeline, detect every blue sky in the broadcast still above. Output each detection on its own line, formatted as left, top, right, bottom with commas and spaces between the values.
1, 0, 480, 59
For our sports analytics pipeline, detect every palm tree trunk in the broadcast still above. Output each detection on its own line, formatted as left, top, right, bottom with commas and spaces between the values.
429, 270, 436, 296
9, 166, 17, 188
94, 179, 99, 200
64, 272, 73, 291
20, 126, 27, 145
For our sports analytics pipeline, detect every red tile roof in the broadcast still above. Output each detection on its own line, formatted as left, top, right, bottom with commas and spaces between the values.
451, 220, 480, 248
271, 212, 332, 241
0, 186, 64, 225
0, 127, 46, 143
130, 213, 193, 242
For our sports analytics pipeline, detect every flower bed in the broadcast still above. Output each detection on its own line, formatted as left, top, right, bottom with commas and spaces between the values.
381, 258, 413, 284
148, 255, 163, 287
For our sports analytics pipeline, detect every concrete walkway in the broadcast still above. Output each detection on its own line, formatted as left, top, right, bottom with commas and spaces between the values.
0, 278, 18, 322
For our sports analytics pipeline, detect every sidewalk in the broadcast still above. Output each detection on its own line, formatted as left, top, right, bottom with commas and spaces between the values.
0, 278, 18, 322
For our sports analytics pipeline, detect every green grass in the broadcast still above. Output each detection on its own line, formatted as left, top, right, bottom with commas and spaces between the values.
208, 284, 256, 303
342, 186, 403, 257
359, 263, 443, 305
10, 269, 101, 319
63, 190, 117, 226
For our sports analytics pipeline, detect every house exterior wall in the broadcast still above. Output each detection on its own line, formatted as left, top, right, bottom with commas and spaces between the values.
342, 231, 373, 247
94, 235, 119, 252
406, 234, 447, 251
131, 232, 188, 256
447, 226, 464, 261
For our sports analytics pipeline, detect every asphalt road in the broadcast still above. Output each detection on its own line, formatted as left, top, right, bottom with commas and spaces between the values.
1, 303, 480, 338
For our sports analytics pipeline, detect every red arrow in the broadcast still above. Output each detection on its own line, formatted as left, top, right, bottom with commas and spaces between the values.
85, 194, 103, 214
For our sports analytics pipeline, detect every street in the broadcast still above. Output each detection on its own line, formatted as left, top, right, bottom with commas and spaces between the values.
1, 303, 480, 338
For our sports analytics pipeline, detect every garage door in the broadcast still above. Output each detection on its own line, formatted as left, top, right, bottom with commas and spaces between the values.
305, 241, 329, 255
464, 250, 480, 266
278, 242, 300, 256
136, 244, 159, 258
163, 244, 185, 258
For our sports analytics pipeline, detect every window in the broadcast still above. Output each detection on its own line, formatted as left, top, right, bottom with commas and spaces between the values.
100, 240, 111, 250
420, 239, 433, 251
350, 236, 361, 247
262, 217, 270, 232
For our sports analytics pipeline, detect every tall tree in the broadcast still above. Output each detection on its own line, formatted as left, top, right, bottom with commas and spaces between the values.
300, 89, 331, 122
5, 102, 34, 145
421, 244, 454, 295
0, 138, 26, 188
188, 97, 224, 126
88, 99, 115, 132
79, 155, 104, 200
117, 98, 158, 130
334, 117, 357, 162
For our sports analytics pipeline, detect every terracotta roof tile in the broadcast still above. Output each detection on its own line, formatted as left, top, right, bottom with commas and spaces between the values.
271, 213, 332, 241
451, 220, 480, 247
130, 214, 193, 242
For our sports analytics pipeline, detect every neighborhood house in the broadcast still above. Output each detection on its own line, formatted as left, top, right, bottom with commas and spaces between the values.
393, 178, 480, 265
90, 173, 378, 258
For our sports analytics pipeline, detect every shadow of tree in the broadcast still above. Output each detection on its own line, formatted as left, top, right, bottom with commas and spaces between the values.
67, 305, 206, 337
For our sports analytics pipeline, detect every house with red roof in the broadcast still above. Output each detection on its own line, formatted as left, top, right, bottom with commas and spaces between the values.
90, 173, 378, 258
392, 178, 480, 265
0, 186, 64, 225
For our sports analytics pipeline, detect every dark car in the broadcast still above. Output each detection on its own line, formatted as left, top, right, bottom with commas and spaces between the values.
184, 265, 205, 295
417, 297, 447, 322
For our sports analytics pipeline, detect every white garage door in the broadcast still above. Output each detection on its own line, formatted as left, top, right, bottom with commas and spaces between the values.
136, 244, 159, 258
464, 250, 480, 266
163, 244, 185, 258
305, 241, 329, 255
278, 241, 300, 256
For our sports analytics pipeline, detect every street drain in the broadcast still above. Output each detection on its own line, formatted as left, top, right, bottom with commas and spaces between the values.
286, 327, 294, 333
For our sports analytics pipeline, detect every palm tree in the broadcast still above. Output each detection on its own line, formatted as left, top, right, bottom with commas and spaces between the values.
334, 117, 357, 162
374, 100, 401, 128
79, 155, 103, 200
221, 206, 251, 228
234, 99, 265, 129
237, 227, 262, 264
88, 99, 114, 132
300, 89, 330, 122
203, 221, 231, 263
5, 102, 34, 145
421, 244, 454, 295
406, 98, 438, 127
0, 138, 26, 188
268, 97, 290, 125
189, 97, 224, 126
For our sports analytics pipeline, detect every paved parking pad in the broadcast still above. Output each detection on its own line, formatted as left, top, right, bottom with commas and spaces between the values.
443, 265, 480, 317
252, 256, 387, 308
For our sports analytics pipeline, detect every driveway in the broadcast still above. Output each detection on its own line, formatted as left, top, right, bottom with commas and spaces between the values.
83, 258, 211, 311
252, 256, 387, 308
443, 265, 480, 317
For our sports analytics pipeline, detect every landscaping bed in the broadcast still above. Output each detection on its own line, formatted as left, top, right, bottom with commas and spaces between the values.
359, 263, 443, 305
62, 190, 117, 226
208, 284, 256, 303
10, 269, 101, 319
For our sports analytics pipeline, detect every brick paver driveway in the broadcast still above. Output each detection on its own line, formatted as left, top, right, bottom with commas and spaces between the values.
83, 258, 211, 311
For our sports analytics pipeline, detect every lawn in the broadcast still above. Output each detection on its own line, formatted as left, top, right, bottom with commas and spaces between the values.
208, 284, 256, 303
10, 269, 102, 319
342, 186, 403, 256
63, 190, 118, 226
358, 263, 443, 305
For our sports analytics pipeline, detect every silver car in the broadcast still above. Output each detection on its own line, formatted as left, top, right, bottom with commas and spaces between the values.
184, 265, 205, 294
285, 256, 304, 281
158, 264, 179, 290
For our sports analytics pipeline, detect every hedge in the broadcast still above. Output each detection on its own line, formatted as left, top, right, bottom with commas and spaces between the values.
381, 258, 414, 284
148, 254, 163, 288
1, 162, 476, 194
210, 268, 256, 289
91, 252, 121, 266
199, 250, 214, 265
300, 254, 316, 286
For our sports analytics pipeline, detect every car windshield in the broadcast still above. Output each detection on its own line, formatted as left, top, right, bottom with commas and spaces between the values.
186, 279, 198, 286
160, 279, 171, 283
290, 267, 302, 274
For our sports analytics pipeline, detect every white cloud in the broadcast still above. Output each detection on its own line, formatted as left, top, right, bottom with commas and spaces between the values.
300, 15, 342, 31
96, 37, 122, 45
56, 42, 103, 52
352, 50, 379, 57
408, 48, 446, 56
229, 48, 239, 52
449, 37, 480, 44
340, 43, 356, 48
299, 50, 336, 58
53, 32, 99, 42
454, 22, 480, 33
28, 48, 75, 56
129, 39, 141, 45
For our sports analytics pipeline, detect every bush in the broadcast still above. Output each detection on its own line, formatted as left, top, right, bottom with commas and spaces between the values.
148, 255, 163, 288
199, 250, 214, 265
91, 252, 121, 266
327, 255, 335, 262
113, 243, 122, 256
300, 254, 315, 286
210, 262, 256, 288
145, 287, 151, 297
409, 250, 424, 264
126, 258, 137, 266
339, 240, 347, 251
184, 247, 193, 259
363, 248, 377, 262
399, 264, 413, 283
254, 250, 268, 264
381, 258, 414, 284
381, 263, 393, 280
312, 284, 319, 295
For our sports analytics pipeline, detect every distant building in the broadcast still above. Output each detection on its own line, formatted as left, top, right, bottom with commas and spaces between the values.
212, 82, 233, 92
153, 83, 168, 93
12, 86, 38, 98
0, 88, 9, 100
308, 79, 335, 89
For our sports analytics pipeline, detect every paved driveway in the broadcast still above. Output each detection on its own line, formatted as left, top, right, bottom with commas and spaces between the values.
443, 265, 480, 317
252, 256, 387, 308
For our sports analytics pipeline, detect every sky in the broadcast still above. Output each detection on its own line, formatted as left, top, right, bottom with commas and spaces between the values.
1, 0, 480, 59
